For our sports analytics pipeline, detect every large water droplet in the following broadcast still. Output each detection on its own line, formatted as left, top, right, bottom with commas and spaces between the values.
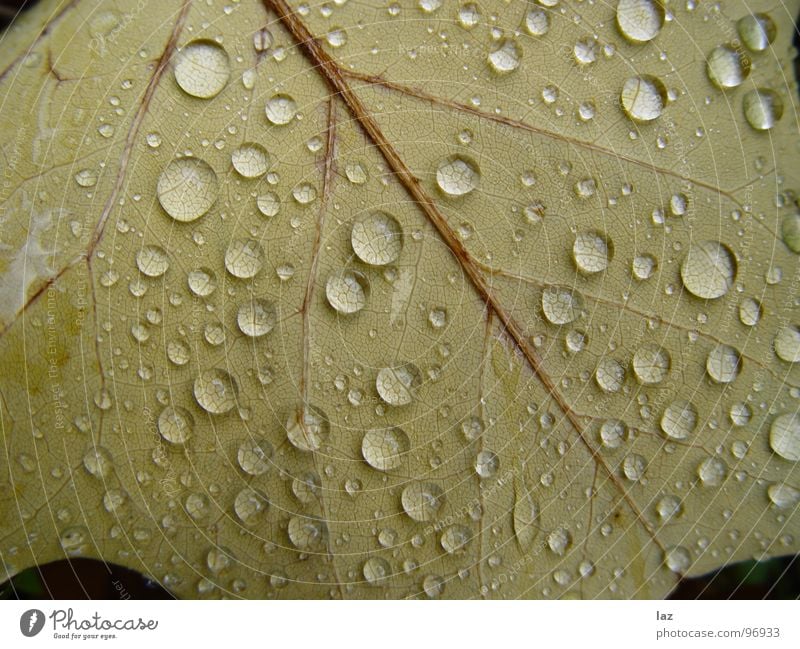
194, 369, 238, 414
738, 297, 762, 326
542, 286, 583, 325
706, 344, 740, 383
737, 14, 776, 52
174, 40, 230, 99
706, 45, 750, 89
599, 419, 627, 448
743, 88, 783, 131
188, 267, 217, 297
660, 401, 697, 440
157, 406, 194, 444
287, 515, 327, 550
231, 143, 269, 178
83, 446, 113, 478
487, 38, 521, 73
475, 450, 499, 478
616, 0, 664, 43
256, 192, 281, 217
326, 270, 368, 314
770, 413, 800, 461
350, 212, 403, 266
774, 326, 800, 363
376, 364, 419, 406
664, 546, 691, 573
632, 345, 670, 385
362, 427, 410, 471
363, 557, 391, 585
680, 241, 735, 299
286, 406, 329, 452
237, 437, 273, 475
436, 156, 480, 196
157, 157, 218, 222
595, 358, 625, 393
623, 454, 646, 481
697, 457, 727, 486
440, 525, 471, 554
225, 239, 264, 279
265, 94, 297, 125
401, 482, 444, 521
573, 231, 611, 274
632, 254, 656, 280
136, 245, 170, 277
525, 8, 550, 36
237, 298, 276, 337
620, 75, 666, 121
768, 483, 800, 508
234, 487, 267, 525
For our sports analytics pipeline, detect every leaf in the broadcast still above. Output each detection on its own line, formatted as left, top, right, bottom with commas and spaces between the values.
0, 0, 799, 599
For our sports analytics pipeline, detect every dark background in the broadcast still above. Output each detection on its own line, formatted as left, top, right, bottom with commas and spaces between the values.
0, 0, 798, 600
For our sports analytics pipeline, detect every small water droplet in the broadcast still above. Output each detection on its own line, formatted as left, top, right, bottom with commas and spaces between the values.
136, 245, 170, 277
225, 239, 264, 279
436, 156, 480, 196
351, 212, 403, 265
620, 75, 666, 121
157, 157, 219, 222
174, 40, 230, 99
376, 364, 419, 406
401, 482, 444, 522
770, 413, 800, 461
194, 369, 238, 414
265, 94, 297, 125
157, 406, 193, 444
362, 427, 410, 471
680, 241, 736, 299
706, 344, 741, 383
573, 231, 611, 274
632, 345, 670, 385
237, 298, 276, 337
542, 286, 583, 325
231, 143, 269, 178
660, 401, 697, 440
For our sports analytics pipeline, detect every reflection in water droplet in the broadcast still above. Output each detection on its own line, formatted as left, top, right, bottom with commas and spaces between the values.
174, 40, 230, 99
157, 406, 193, 444
632, 345, 670, 385
136, 245, 170, 277
83, 446, 113, 478
743, 89, 783, 131
706, 45, 750, 89
660, 401, 697, 440
436, 156, 480, 196
573, 231, 611, 273
362, 427, 410, 471
487, 38, 521, 73
599, 420, 627, 448
706, 344, 740, 383
265, 94, 297, 125
75, 169, 97, 187
231, 143, 269, 178
623, 454, 646, 481
194, 369, 238, 414
737, 13, 776, 52
620, 75, 666, 121
225, 239, 264, 279
345, 161, 368, 184
680, 241, 736, 299
376, 364, 419, 406
326, 270, 368, 314
770, 413, 800, 461
157, 157, 218, 222
401, 482, 444, 521
351, 212, 403, 265
237, 298, 276, 337
632, 253, 656, 280
616, 0, 664, 43
526, 8, 550, 36
542, 286, 583, 325
458, 3, 480, 28
234, 487, 267, 525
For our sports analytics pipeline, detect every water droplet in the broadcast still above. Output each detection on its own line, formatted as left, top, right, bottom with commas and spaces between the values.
157, 406, 193, 444
256, 192, 281, 217
288, 516, 327, 550
660, 401, 697, 440
292, 183, 317, 204
599, 420, 627, 448
461, 415, 484, 441
253, 28, 273, 52
325, 270, 368, 314
706, 344, 741, 383
475, 450, 499, 478
83, 446, 113, 478
157, 157, 218, 222
167, 340, 190, 366
458, 3, 481, 28
236, 298, 276, 337
194, 369, 238, 414
616, 0, 664, 43
680, 241, 736, 299
487, 38, 521, 73
326, 27, 347, 48
103, 489, 127, 513
225, 239, 264, 279
706, 45, 750, 89
632, 253, 656, 280
265, 94, 297, 125
188, 267, 217, 297
743, 89, 783, 131
596, 358, 625, 393
436, 156, 480, 196
768, 483, 800, 508
697, 457, 727, 486
237, 437, 273, 475
363, 557, 390, 584
632, 345, 670, 385
770, 413, 800, 461
231, 143, 269, 178
345, 161, 368, 184
60, 526, 89, 556
441, 525, 471, 554
738, 297, 762, 326
362, 427, 410, 471
401, 482, 444, 521
376, 364, 419, 406
174, 40, 230, 99
656, 495, 682, 521
573, 38, 597, 65
547, 528, 572, 556
351, 212, 403, 265
234, 487, 267, 525
423, 574, 445, 598
573, 231, 611, 274
136, 245, 169, 277
620, 75, 666, 121
542, 286, 583, 325
525, 8, 550, 36
623, 454, 646, 481
737, 14, 776, 53
206, 547, 232, 573
75, 169, 97, 187
286, 406, 329, 452
774, 326, 800, 363
664, 546, 690, 573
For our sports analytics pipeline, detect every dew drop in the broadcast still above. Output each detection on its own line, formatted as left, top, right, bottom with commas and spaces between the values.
436, 156, 480, 196
224, 239, 264, 279
616, 0, 664, 43
326, 270, 368, 314
362, 427, 410, 471
74, 169, 97, 187
136, 245, 169, 277
632, 345, 670, 385
697, 457, 727, 486
706, 45, 750, 89
599, 420, 627, 449
542, 286, 583, 325
363, 557, 390, 585
547, 528, 572, 556
157, 406, 193, 444
738, 297, 761, 326
157, 157, 218, 222
287, 516, 326, 550
401, 482, 444, 522
623, 454, 646, 481
174, 40, 230, 99
487, 38, 521, 73
770, 413, 800, 461
475, 450, 499, 478
231, 143, 269, 178
737, 14, 776, 53
256, 192, 281, 217
351, 212, 403, 266
620, 75, 666, 122
234, 487, 267, 525
194, 369, 238, 414
706, 344, 741, 383
596, 358, 625, 393
680, 241, 736, 299
187, 268, 217, 297
664, 546, 691, 573
573, 231, 611, 274
83, 446, 113, 478
768, 483, 800, 508
441, 525, 471, 554
345, 161, 368, 185
237, 298, 276, 337
286, 406, 329, 452
781, 213, 800, 253
743, 89, 783, 131
376, 365, 419, 406
660, 401, 697, 440
774, 326, 800, 363
525, 8, 550, 36
632, 253, 656, 280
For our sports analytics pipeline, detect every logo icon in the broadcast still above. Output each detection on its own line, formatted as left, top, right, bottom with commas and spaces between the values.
20, 609, 45, 637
